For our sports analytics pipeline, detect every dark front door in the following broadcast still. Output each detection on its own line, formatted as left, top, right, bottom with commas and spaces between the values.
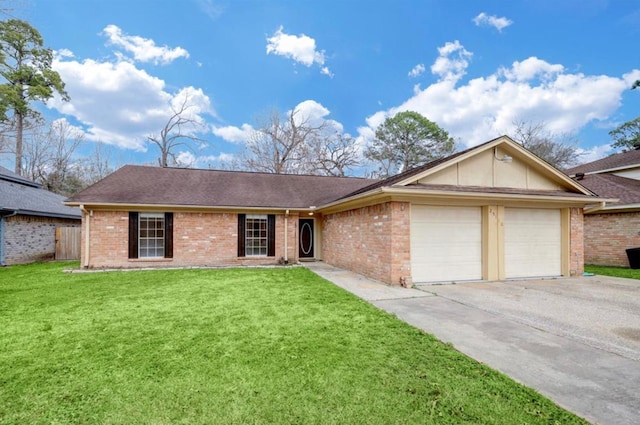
299, 218, 314, 258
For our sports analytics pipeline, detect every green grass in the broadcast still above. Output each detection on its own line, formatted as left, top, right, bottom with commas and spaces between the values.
585, 264, 640, 279
0, 262, 586, 425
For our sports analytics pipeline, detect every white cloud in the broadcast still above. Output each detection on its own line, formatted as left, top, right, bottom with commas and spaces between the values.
212, 100, 345, 147
575, 143, 613, 164
499, 57, 564, 81
358, 40, 640, 150
55, 48, 74, 58
266, 25, 332, 76
49, 55, 214, 151
174, 150, 235, 168
320, 66, 334, 78
173, 151, 235, 169
473, 12, 513, 32
408, 63, 425, 78
212, 123, 254, 144
102, 25, 189, 65
195, 0, 224, 20
430, 40, 472, 81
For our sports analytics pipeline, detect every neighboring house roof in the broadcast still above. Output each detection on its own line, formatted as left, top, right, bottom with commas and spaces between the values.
0, 166, 81, 219
67, 136, 601, 212
66, 165, 378, 209
565, 148, 640, 175
576, 174, 640, 205
562, 148, 640, 212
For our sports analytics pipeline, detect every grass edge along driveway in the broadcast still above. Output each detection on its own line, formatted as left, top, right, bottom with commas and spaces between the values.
0, 262, 587, 425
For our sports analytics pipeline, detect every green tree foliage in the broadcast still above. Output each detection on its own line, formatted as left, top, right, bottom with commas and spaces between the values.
609, 117, 640, 151
0, 19, 69, 175
608, 80, 640, 151
365, 111, 455, 178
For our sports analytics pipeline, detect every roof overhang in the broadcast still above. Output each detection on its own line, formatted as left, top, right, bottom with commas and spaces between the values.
569, 164, 640, 178
584, 202, 640, 214
65, 201, 316, 214
0, 207, 80, 220
317, 185, 610, 214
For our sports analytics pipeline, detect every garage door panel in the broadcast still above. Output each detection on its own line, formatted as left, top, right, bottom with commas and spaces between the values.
411, 205, 482, 283
505, 208, 561, 279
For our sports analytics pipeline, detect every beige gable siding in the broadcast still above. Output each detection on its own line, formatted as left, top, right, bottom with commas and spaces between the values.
418, 146, 563, 191
613, 168, 640, 180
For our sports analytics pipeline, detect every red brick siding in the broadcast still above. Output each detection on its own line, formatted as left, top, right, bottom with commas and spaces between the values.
583, 211, 640, 267
570, 208, 584, 276
83, 210, 295, 268
321, 201, 411, 285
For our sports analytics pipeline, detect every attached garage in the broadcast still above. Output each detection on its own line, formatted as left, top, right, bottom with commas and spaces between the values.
411, 205, 482, 283
504, 208, 561, 279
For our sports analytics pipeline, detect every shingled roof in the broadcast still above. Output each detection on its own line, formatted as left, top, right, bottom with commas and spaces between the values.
0, 166, 81, 219
66, 165, 378, 209
574, 174, 640, 205
565, 148, 640, 175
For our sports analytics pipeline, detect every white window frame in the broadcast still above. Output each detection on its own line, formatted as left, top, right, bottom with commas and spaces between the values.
139, 212, 165, 258
245, 214, 268, 257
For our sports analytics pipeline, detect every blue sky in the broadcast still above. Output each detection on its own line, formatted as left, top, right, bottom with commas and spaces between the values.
6, 0, 640, 172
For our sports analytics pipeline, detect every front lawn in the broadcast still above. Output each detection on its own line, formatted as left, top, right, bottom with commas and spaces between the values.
585, 264, 640, 279
0, 262, 586, 424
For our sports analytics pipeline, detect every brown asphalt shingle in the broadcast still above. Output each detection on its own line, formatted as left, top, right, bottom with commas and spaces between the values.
565, 149, 640, 175
574, 174, 640, 204
66, 165, 378, 208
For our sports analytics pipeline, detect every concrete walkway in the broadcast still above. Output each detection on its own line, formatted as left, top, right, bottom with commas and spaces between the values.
304, 262, 640, 425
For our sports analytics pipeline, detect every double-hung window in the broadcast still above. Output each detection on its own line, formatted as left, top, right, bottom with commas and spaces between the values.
245, 215, 268, 256
238, 214, 275, 257
139, 213, 165, 258
128, 212, 173, 259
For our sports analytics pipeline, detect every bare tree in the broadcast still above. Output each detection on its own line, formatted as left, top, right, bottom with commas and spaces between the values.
307, 132, 359, 176
510, 120, 582, 169
148, 95, 206, 168
77, 142, 115, 186
238, 108, 326, 174
238, 107, 360, 176
22, 119, 83, 195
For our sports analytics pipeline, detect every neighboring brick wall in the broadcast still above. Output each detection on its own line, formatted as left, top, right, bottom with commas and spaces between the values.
321, 201, 411, 286
3, 215, 80, 265
83, 210, 296, 268
570, 207, 584, 276
584, 211, 640, 267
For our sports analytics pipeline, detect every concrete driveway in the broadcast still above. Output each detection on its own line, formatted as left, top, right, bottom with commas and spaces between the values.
305, 263, 640, 425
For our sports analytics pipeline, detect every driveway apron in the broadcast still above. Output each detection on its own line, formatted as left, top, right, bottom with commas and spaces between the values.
305, 262, 640, 425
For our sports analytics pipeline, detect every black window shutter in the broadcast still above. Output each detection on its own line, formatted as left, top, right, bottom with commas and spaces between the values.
164, 212, 173, 258
128, 212, 139, 259
237, 214, 246, 257
267, 214, 276, 257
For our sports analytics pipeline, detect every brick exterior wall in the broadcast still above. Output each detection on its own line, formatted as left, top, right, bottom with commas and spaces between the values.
321, 201, 411, 286
82, 210, 298, 268
583, 211, 640, 267
570, 207, 584, 276
3, 215, 80, 265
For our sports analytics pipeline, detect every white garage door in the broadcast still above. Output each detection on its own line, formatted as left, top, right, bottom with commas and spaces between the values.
504, 208, 561, 279
411, 205, 482, 283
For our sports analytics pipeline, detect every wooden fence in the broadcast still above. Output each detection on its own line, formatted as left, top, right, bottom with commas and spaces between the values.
55, 227, 81, 260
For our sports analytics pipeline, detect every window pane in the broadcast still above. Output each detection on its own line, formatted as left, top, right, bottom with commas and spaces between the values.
139, 214, 165, 258
245, 215, 268, 257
